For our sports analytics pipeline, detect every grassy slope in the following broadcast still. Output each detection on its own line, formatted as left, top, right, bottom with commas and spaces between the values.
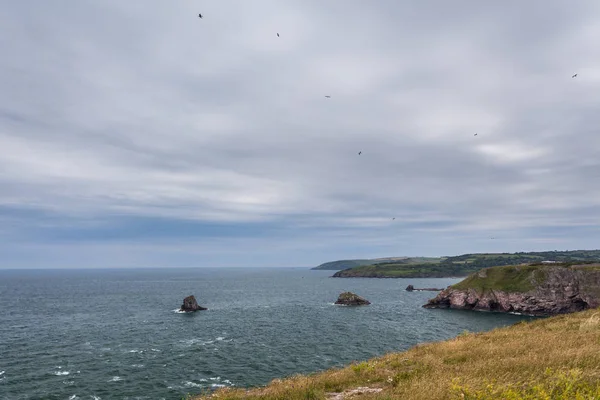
311, 259, 375, 270
451, 262, 600, 294
312, 257, 444, 271
332, 250, 600, 278
191, 308, 600, 400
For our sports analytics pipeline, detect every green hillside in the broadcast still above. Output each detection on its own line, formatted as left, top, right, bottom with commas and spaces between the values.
332, 250, 600, 278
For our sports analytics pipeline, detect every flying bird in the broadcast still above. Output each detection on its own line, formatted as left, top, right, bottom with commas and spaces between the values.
277, 33, 280, 37
572, 73, 578, 78
358, 151, 362, 155
474, 133, 478, 136
392, 218, 395, 220
198, 13, 203, 18
325, 95, 331, 98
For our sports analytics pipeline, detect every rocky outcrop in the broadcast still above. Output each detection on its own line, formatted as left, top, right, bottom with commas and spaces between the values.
179, 295, 207, 312
423, 264, 600, 316
335, 292, 371, 306
406, 285, 443, 291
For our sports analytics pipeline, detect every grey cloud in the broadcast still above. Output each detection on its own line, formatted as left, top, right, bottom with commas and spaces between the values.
1, 1, 600, 267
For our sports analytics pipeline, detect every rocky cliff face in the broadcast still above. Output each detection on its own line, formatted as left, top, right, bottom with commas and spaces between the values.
423, 264, 600, 316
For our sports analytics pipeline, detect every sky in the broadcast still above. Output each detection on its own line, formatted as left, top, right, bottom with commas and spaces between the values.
1, 1, 600, 269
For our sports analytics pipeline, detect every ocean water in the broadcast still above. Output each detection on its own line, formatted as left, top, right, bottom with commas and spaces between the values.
0, 267, 538, 400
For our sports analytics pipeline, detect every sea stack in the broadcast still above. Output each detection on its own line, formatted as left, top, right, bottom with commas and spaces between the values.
179, 295, 207, 312
335, 292, 371, 306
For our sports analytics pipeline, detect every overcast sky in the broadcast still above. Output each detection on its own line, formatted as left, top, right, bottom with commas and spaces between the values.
1, 1, 600, 269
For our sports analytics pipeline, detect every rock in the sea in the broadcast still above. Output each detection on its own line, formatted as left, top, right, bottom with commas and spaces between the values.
180, 295, 207, 312
335, 292, 371, 306
423, 263, 600, 316
406, 284, 443, 291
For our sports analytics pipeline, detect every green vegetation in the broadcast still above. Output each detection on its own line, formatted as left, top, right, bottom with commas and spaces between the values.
452, 261, 600, 294
311, 259, 374, 270
312, 257, 443, 270
451, 264, 542, 293
192, 308, 600, 400
331, 250, 600, 278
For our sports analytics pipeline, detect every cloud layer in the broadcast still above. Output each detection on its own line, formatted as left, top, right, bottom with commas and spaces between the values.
1, 1, 600, 268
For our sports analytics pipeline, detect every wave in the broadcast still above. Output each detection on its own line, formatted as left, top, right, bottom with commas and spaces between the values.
108, 376, 122, 382
54, 371, 70, 376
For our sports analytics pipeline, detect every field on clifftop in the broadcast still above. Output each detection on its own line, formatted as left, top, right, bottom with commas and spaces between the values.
191, 308, 600, 400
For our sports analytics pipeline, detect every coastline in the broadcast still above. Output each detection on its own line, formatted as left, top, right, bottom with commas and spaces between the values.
192, 308, 600, 400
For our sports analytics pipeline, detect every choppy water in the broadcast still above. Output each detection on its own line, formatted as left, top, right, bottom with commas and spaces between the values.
0, 267, 538, 399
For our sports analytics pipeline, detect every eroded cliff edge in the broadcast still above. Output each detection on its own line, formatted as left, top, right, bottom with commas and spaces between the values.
423, 263, 600, 316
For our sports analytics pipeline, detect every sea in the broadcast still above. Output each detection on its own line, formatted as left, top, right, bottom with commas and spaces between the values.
0, 267, 539, 400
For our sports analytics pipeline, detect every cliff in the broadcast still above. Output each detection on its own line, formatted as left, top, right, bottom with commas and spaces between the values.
423, 263, 600, 316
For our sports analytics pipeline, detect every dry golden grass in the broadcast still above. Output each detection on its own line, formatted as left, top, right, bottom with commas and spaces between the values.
190, 308, 600, 400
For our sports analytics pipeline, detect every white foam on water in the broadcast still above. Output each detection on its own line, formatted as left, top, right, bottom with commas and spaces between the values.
150, 348, 161, 352
0, 371, 4, 376
209, 377, 221, 381
108, 376, 122, 382
184, 381, 202, 388
180, 338, 216, 347
91, 396, 101, 400
216, 337, 225, 341
173, 309, 185, 314
128, 349, 143, 353
131, 364, 144, 368
55, 371, 70, 376
63, 380, 74, 385
68, 395, 79, 400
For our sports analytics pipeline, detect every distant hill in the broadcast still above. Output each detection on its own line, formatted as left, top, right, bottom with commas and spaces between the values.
312, 257, 443, 270
331, 250, 600, 278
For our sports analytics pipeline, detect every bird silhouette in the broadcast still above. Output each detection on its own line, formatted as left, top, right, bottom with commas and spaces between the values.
325, 95, 331, 98
358, 151, 362, 155
572, 73, 578, 78
277, 33, 280, 37
392, 217, 395, 220
198, 13, 203, 18
474, 133, 478, 136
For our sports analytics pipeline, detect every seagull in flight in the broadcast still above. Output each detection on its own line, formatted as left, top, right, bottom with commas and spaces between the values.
198, 13, 203, 18
358, 151, 362, 155
392, 217, 395, 220
277, 33, 280, 37
325, 95, 331, 98
572, 73, 578, 78
474, 133, 478, 136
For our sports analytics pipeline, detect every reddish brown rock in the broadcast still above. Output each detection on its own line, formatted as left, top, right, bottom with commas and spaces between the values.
423, 264, 600, 316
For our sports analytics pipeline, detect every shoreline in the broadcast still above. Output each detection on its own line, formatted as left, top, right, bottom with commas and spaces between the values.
192, 308, 600, 399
